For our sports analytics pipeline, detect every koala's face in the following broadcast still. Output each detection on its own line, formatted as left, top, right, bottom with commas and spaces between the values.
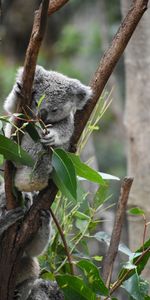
31, 68, 92, 124
32, 85, 76, 124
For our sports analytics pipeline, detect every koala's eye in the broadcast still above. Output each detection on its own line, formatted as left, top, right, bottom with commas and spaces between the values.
51, 107, 58, 113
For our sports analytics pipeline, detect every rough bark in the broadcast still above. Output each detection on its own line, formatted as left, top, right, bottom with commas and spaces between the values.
121, 0, 150, 278
121, 0, 150, 277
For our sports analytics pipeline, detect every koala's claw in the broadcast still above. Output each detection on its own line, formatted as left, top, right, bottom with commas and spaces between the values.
13, 289, 21, 300
39, 209, 51, 227
40, 134, 56, 145
40, 128, 59, 146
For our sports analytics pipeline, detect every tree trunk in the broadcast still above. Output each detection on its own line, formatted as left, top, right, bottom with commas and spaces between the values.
121, 0, 150, 276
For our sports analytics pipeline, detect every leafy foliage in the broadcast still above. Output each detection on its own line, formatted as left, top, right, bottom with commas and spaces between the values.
0, 134, 34, 166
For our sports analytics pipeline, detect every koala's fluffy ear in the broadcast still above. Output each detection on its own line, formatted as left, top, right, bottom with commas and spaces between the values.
76, 85, 93, 110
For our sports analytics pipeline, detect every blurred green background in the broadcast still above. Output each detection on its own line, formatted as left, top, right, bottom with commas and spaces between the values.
0, 0, 126, 197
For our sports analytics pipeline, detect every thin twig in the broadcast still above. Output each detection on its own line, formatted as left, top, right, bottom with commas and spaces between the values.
48, 0, 69, 15
50, 207, 74, 275
107, 245, 150, 298
102, 177, 133, 287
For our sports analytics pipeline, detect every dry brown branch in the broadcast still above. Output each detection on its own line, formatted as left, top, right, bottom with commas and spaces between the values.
4, 0, 49, 210
102, 177, 133, 287
71, 0, 149, 147
48, 0, 69, 15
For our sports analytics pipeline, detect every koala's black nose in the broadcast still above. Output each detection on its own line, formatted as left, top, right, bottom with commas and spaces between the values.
38, 108, 48, 121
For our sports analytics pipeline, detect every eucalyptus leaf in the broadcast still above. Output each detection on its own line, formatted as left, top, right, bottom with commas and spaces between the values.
37, 94, 45, 108
0, 134, 34, 166
77, 259, 108, 296
118, 238, 150, 283
0, 120, 3, 131
56, 274, 96, 300
52, 149, 77, 200
93, 185, 109, 210
68, 152, 105, 185
0, 154, 4, 165
94, 231, 132, 256
122, 274, 149, 300
25, 123, 40, 142
128, 207, 145, 216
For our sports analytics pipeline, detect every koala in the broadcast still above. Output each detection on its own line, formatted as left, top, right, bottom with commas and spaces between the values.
4, 65, 92, 192
27, 279, 64, 300
0, 183, 51, 300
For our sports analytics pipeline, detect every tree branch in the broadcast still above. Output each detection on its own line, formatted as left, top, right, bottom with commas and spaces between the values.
102, 177, 133, 287
71, 0, 149, 146
48, 0, 69, 15
4, 0, 49, 210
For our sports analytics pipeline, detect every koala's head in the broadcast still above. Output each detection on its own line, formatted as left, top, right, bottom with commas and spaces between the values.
16, 65, 93, 124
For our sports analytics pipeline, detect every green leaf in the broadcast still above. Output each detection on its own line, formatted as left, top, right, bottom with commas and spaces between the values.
92, 256, 103, 262
93, 185, 109, 210
99, 172, 120, 181
68, 153, 105, 185
128, 207, 145, 216
74, 211, 90, 221
94, 231, 132, 256
37, 94, 45, 108
0, 134, 34, 167
122, 274, 149, 300
77, 259, 108, 296
56, 274, 96, 300
0, 120, 3, 131
52, 149, 77, 200
0, 116, 10, 123
118, 238, 150, 283
52, 169, 76, 202
25, 123, 40, 142
0, 154, 4, 165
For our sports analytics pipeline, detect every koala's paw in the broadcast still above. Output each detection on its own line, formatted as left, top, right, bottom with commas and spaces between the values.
39, 209, 51, 228
40, 128, 60, 146
13, 289, 21, 300
0, 208, 24, 235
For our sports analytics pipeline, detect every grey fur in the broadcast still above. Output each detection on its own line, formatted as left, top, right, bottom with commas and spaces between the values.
28, 279, 64, 300
4, 65, 92, 192
0, 185, 51, 300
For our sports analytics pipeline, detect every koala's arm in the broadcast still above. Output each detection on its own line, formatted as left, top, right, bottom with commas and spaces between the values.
40, 114, 74, 147
14, 210, 51, 299
0, 208, 24, 236
25, 209, 51, 257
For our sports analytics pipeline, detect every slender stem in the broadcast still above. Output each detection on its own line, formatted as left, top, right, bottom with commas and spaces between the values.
50, 207, 74, 275
106, 245, 150, 298
55, 220, 90, 273
102, 177, 133, 287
